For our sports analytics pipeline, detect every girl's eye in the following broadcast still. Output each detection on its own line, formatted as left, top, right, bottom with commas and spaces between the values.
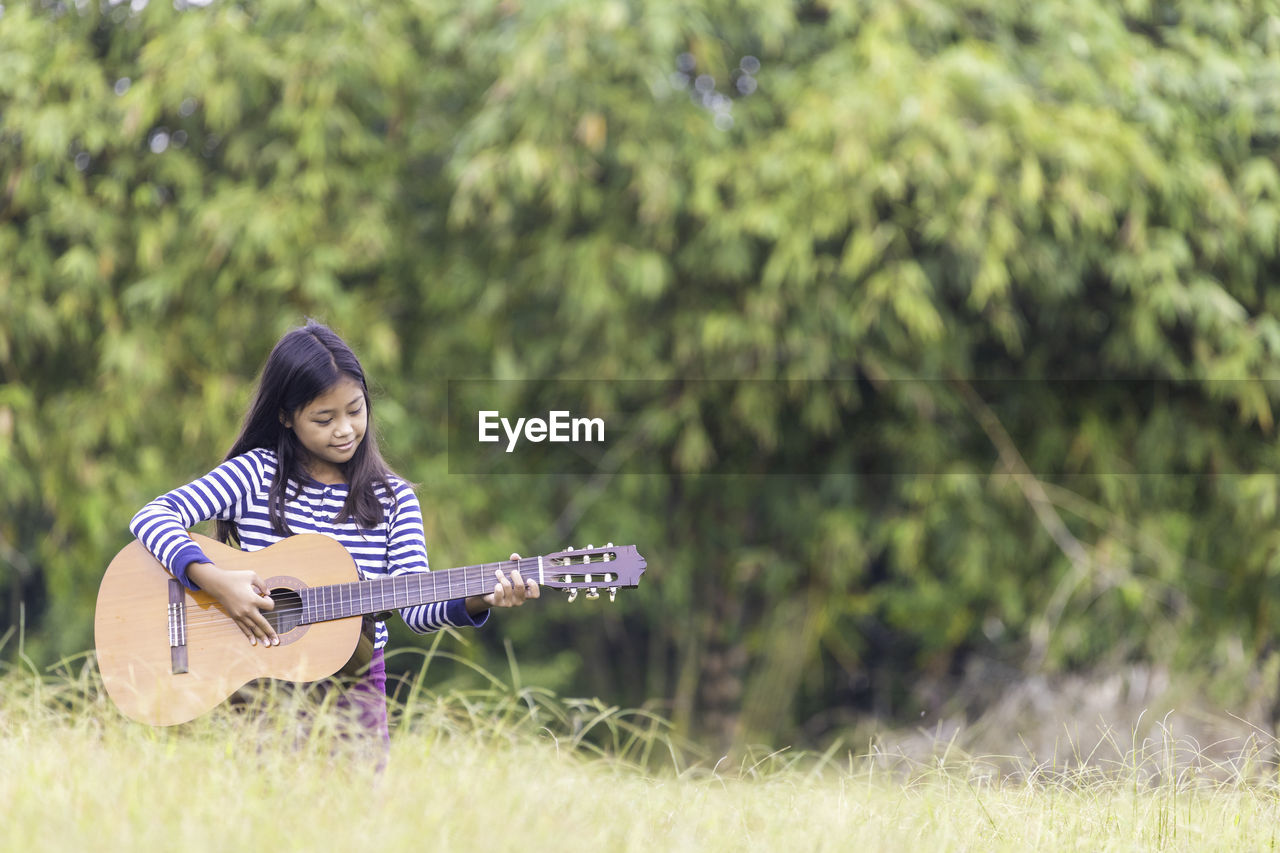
315, 419, 332, 426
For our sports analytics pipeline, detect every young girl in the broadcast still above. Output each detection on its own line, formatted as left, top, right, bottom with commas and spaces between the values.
129, 320, 537, 749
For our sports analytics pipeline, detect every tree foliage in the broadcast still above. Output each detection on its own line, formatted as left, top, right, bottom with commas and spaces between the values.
5, 0, 1280, 747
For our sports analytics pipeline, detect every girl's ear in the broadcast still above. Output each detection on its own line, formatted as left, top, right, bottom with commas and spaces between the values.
279, 410, 291, 429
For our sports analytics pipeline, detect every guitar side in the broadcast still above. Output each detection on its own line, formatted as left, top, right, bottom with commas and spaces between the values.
94, 533, 364, 726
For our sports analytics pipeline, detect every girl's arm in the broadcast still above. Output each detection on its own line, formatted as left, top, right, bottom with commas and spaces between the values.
130, 451, 279, 646
386, 482, 540, 635
129, 453, 259, 588
386, 482, 488, 632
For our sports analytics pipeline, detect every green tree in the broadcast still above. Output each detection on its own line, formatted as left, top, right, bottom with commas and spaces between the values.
5, 0, 1280, 749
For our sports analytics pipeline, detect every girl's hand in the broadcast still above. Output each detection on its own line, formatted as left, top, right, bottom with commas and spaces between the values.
466, 553, 540, 615
186, 561, 279, 646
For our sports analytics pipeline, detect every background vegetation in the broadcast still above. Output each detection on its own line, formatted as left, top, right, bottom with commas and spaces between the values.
6, 0, 1280, 753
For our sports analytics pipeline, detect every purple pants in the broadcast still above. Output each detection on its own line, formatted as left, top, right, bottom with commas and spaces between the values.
233, 642, 391, 769
332, 646, 391, 755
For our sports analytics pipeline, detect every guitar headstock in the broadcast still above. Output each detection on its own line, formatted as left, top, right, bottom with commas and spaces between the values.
541, 543, 647, 602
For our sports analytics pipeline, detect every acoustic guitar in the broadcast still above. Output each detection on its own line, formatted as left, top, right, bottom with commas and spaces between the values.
94, 533, 646, 726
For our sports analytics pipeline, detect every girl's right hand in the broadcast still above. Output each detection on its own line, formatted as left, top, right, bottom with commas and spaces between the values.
186, 561, 279, 646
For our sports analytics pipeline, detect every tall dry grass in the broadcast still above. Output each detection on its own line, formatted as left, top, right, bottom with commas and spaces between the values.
5, 637, 1280, 851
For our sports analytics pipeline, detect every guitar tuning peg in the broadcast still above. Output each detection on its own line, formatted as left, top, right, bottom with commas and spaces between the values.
609, 588, 617, 602
583, 546, 599, 599
566, 588, 578, 603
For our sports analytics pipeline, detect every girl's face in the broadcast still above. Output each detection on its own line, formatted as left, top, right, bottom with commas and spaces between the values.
283, 376, 367, 483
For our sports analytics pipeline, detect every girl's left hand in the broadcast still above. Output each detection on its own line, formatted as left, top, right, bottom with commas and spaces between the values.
467, 553, 540, 614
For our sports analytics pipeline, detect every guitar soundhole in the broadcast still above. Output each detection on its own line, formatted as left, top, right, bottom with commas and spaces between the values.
266, 589, 304, 634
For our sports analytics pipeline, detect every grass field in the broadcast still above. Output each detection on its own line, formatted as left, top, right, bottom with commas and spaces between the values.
6, 653, 1280, 852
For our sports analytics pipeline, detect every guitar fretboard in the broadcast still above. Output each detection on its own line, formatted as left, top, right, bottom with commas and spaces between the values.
297, 562, 528, 623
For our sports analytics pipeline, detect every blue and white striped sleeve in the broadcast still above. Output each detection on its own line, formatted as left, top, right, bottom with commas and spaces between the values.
129, 452, 260, 591
387, 480, 488, 633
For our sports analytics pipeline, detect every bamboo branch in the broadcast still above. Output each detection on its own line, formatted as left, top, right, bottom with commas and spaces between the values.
949, 376, 1106, 670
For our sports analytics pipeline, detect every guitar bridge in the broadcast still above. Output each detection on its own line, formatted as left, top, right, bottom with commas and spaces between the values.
168, 579, 189, 675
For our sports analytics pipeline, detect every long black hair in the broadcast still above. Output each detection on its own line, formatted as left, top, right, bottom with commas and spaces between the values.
216, 320, 395, 545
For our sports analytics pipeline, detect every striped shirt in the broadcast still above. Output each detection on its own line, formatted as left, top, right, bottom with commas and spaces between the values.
129, 447, 485, 649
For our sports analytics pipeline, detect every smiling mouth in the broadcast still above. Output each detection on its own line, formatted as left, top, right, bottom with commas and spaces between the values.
332, 440, 355, 450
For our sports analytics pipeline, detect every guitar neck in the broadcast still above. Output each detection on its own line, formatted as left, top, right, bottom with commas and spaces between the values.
297, 559, 536, 624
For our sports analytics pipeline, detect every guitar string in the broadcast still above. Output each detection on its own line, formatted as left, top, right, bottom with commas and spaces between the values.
175, 556, 571, 619
175, 583, 557, 639
177, 558, 541, 623
176, 557, 624, 628
177, 579, 620, 633
174, 554, 628, 637
177, 575, 616, 628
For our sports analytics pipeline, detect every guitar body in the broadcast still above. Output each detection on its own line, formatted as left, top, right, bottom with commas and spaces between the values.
94, 532, 363, 726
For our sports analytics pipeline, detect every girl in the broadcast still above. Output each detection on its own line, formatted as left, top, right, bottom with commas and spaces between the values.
129, 319, 537, 749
